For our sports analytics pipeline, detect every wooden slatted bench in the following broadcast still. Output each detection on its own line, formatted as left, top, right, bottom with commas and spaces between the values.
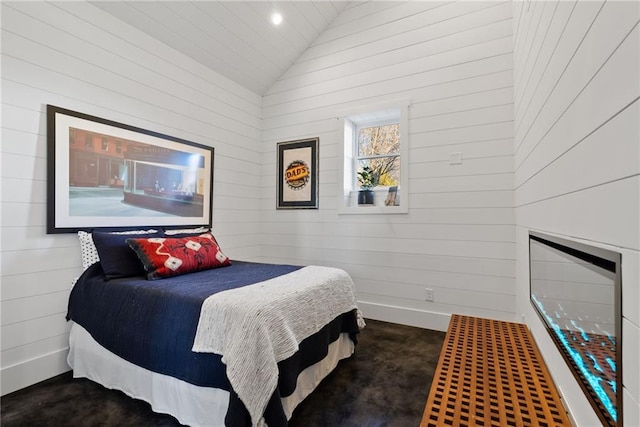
420, 314, 572, 426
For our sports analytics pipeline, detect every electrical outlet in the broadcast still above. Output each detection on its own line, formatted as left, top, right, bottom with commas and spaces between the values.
424, 288, 434, 302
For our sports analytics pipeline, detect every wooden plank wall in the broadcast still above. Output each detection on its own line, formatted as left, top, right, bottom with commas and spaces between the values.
260, 1, 516, 330
512, 0, 640, 425
0, 1, 263, 395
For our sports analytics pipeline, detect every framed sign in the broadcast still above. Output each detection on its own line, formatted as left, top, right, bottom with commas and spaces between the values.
276, 137, 319, 209
47, 105, 214, 233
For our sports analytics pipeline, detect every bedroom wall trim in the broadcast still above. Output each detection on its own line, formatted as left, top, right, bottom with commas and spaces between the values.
358, 301, 451, 332
1, 348, 69, 395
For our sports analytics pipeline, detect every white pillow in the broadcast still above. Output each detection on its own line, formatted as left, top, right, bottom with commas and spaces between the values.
78, 231, 99, 269
77, 229, 159, 270
163, 226, 210, 235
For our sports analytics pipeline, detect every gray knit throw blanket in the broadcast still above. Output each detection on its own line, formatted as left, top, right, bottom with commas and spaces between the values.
192, 265, 365, 427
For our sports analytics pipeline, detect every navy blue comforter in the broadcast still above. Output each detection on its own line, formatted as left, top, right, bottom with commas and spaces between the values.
66, 261, 360, 426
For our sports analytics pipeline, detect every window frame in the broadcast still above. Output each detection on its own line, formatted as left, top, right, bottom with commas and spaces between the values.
337, 100, 409, 214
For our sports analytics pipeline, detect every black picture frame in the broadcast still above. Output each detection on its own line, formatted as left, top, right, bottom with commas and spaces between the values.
276, 137, 319, 209
46, 105, 214, 233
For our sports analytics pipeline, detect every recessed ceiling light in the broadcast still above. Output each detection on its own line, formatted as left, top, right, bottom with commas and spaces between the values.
271, 12, 283, 26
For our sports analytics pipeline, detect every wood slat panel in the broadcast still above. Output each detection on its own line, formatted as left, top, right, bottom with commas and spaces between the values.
90, 1, 349, 95
1, 0, 265, 395
512, 0, 639, 419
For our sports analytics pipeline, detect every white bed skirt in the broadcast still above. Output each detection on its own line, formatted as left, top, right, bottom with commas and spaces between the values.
68, 322, 355, 427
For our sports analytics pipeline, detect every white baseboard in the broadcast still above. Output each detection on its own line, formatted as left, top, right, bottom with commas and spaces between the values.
1, 348, 71, 396
358, 301, 451, 332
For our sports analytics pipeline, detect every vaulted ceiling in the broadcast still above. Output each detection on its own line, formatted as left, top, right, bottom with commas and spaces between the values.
91, 1, 351, 95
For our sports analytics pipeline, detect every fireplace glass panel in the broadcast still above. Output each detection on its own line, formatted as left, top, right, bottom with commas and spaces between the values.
529, 232, 622, 427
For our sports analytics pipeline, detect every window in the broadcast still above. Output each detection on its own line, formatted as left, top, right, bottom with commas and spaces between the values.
101, 137, 109, 152
338, 100, 409, 214
356, 120, 400, 187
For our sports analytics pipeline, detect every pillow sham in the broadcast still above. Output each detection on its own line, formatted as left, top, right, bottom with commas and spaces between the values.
78, 229, 158, 270
92, 230, 160, 279
127, 233, 231, 280
78, 231, 100, 270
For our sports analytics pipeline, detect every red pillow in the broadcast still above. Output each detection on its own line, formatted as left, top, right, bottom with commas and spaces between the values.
126, 234, 231, 280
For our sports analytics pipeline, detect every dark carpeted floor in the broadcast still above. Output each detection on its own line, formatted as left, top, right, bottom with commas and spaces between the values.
1, 319, 444, 427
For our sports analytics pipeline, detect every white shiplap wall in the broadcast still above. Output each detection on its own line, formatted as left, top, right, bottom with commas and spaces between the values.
260, 1, 516, 331
512, 0, 640, 425
0, 1, 262, 395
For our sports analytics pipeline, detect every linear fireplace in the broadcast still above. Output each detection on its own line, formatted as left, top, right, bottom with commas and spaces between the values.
529, 231, 622, 427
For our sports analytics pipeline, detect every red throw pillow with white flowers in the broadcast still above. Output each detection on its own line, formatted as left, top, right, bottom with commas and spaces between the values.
126, 233, 231, 280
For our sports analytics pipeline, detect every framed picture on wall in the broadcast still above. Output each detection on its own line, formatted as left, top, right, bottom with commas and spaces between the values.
276, 137, 319, 209
46, 105, 214, 233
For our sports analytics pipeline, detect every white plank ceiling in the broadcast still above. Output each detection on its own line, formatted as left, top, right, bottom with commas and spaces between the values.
90, 1, 351, 95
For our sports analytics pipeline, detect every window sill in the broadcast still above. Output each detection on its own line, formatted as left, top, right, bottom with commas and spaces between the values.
337, 189, 408, 215
338, 205, 408, 215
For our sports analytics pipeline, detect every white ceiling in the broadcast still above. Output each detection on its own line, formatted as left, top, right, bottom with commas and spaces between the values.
91, 1, 351, 95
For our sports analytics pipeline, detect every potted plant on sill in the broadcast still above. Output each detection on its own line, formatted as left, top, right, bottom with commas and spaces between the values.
357, 166, 379, 205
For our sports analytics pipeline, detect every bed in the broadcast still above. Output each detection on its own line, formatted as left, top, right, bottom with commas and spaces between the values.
66, 230, 364, 427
